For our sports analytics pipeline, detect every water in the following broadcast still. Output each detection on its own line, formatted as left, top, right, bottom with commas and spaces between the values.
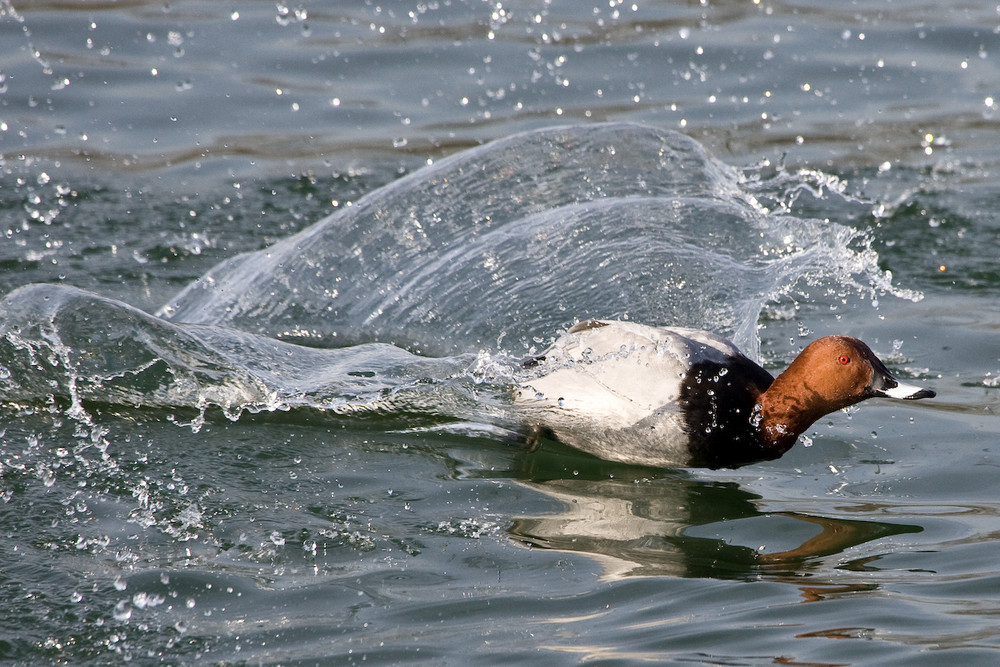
2, 1, 999, 664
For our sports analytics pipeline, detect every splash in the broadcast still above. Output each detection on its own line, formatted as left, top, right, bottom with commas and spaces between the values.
0, 123, 912, 425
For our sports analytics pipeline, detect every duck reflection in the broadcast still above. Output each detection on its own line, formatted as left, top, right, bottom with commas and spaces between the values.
508, 450, 921, 585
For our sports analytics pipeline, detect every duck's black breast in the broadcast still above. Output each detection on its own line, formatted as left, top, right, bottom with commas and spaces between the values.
678, 355, 775, 469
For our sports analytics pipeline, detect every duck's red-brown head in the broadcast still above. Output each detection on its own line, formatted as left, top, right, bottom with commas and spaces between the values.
757, 336, 936, 452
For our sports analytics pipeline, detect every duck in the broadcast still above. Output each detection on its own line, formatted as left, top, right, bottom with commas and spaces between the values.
514, 320, 936, 469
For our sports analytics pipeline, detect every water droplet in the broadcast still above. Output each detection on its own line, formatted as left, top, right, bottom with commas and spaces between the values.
112, 600, 132, 622
133, 591, 164, 609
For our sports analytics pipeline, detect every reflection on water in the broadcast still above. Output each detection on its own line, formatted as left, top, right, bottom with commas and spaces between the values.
509, 455, 921, 586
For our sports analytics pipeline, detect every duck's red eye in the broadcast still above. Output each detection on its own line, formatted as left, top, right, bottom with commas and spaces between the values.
838, 355, 851, 364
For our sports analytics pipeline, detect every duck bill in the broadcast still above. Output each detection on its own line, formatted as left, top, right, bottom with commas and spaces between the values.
869, 359, 936, 400
877, 381, 937, 400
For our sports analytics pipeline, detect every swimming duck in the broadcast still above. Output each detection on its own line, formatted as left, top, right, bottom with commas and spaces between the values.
515, 320, 936, 469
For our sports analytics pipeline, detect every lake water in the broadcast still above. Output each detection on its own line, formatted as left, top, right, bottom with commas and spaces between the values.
2, 1, 999, 664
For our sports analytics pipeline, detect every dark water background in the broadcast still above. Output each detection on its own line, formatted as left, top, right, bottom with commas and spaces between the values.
2, 1, 1000, 664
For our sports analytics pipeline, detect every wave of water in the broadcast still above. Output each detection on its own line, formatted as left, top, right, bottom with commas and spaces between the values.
0, 123, 912, 427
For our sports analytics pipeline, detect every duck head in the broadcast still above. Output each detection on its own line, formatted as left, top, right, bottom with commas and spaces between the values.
757, 335, 936, 453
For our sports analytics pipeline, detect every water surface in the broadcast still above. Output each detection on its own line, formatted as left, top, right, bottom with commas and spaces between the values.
2, 1, 1000, 664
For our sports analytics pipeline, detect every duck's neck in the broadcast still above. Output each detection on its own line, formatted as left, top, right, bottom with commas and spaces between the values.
754, 373, 826, 455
